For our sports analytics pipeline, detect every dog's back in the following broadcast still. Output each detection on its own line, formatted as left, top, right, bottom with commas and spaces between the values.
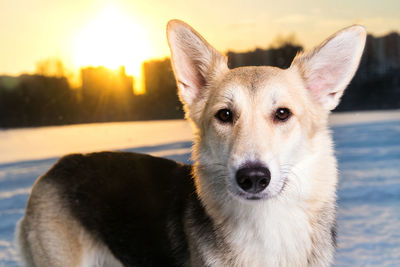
17, 152, 195, 266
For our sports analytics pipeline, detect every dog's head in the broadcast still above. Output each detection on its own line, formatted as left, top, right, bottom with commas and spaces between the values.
167, 20, 366, 203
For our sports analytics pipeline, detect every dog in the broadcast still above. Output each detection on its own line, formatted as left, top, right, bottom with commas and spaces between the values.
16, 20, 366, 266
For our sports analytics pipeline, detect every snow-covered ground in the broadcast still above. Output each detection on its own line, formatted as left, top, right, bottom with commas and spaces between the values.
0, 110, 399, 266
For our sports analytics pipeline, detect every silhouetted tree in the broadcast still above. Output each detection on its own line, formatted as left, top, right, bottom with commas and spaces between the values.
0, 75, 77, 127
227, 36, 303, 69
35, 58, 67, 78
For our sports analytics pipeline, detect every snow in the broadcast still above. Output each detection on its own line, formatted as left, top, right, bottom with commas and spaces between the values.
0, 120, 193, 165
333, 119, 400, 266
0, 110, 399, 266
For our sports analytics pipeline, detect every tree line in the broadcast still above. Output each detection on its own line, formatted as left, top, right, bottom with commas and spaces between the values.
0, 32, 399, 128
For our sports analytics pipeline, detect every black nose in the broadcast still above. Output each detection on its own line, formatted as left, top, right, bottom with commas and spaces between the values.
236, 166, 271, 194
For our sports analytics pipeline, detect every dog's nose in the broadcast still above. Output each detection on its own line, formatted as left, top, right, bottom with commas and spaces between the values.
236, 166, 271, 194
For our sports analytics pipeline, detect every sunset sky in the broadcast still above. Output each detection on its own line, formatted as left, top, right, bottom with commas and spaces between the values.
1, 0, 399, 78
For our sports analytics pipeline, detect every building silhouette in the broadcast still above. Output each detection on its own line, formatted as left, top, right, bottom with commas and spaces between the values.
80, 66, 134, 121
81, 66, 134, 99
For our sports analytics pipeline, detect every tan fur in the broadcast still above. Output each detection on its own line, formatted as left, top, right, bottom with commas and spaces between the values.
16, 178, 122, 267
17, 179, 82, 266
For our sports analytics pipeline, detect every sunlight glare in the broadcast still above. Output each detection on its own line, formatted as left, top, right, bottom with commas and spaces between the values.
74, 6, 150, 93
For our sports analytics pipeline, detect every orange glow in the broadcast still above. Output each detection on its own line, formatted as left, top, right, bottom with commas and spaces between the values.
73, 5, 150, 93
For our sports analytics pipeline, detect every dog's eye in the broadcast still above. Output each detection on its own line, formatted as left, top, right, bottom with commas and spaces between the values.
275, 108, 291, 122
215, 109, 233, 123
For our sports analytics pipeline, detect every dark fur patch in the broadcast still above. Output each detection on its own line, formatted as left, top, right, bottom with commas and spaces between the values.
331, 221, 338, 248
45, 152, 198, 267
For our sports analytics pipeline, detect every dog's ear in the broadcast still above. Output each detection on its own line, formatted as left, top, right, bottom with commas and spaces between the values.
291, 25, 366, 110
167, 20, 228, 108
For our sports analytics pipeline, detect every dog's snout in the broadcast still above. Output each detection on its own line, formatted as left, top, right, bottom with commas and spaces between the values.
235, 165, 271, 194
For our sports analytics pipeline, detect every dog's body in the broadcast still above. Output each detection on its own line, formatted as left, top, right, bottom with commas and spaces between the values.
17, 152, 195, 266
16, 20, 366, 267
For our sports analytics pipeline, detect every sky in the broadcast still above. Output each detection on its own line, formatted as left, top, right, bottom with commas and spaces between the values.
0, 0, 399, 78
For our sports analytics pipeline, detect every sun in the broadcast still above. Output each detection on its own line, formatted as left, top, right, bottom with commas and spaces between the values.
73, 6, 150, 93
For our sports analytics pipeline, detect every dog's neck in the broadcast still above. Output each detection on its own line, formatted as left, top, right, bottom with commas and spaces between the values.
190, 167, 314, 266
224, 200, 313, 266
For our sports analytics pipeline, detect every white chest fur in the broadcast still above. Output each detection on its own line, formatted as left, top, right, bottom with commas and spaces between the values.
211, 200, 313, 267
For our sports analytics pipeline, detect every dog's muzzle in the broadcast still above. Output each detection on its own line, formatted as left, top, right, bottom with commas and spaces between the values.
235, 165, 271, 194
